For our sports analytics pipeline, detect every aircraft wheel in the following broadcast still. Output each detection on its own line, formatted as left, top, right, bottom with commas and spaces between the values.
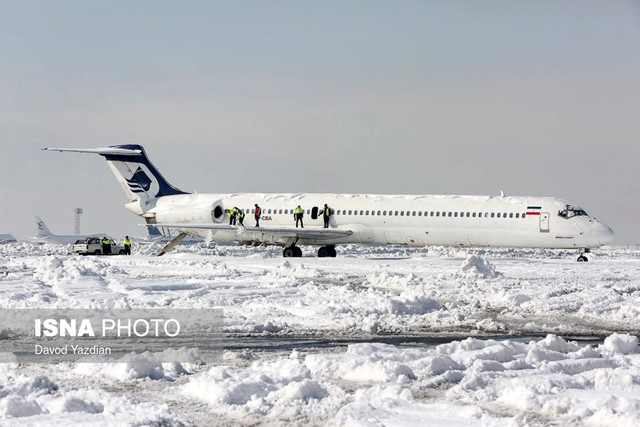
283, 247, 295, 257
318, 247, 329, 257
94, 250, 101, 255
293, 246, 302, 257
327, 247, 337, 257
577, 255, 588, 262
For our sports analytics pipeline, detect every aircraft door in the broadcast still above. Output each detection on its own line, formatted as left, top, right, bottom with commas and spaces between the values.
539, 212, 550, 232
311, 207, 319, 220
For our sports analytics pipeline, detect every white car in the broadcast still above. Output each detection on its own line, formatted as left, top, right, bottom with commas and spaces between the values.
73, 237, 126, 255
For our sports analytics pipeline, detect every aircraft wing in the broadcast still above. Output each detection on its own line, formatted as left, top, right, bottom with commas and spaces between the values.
154, 223, 353, 241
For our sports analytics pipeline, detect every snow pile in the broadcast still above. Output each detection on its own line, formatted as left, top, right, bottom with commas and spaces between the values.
180, 334, 640, 425
32, 256, 122, 289
305, 343, 418, 384
603, 333, 639, 355
333, 385, 503, 426
455, 255, 502, 279
75, 348, 198, 380
182, 358, 348, 424
0, 366, 180, 425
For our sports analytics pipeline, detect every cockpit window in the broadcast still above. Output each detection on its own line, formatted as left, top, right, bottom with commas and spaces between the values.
558, 205, 588, 219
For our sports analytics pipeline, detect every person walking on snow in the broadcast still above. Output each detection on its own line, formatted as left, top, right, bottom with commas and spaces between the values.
123, 235, 132, 255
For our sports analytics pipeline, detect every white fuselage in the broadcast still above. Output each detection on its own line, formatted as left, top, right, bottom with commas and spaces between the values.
141, 193, 614, 249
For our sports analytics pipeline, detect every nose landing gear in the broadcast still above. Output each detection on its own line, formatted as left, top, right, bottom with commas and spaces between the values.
577, 248, 590, 262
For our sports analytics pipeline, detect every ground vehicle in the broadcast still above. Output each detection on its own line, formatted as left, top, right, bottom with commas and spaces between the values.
73, 237, 126, 255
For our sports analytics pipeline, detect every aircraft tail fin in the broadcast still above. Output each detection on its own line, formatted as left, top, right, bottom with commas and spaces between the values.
35, 216, 53, 238
42, 145, 189, 203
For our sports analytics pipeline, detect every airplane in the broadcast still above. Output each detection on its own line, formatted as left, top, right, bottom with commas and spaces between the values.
43, 145, 614, 261
0, 234, 17, 244
31, 216, 110, 245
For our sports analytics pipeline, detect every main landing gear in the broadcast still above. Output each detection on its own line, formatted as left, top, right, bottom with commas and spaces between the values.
577, 248, 590, 262
282, 245, 337, 258
282, 246, 303, 258
317, 245, 337, 258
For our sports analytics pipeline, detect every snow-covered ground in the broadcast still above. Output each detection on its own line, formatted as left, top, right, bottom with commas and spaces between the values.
1, 242, 640, 425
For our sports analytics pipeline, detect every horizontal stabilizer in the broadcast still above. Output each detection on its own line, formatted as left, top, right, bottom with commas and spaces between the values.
43, 145, 187, 201
42, 147, 142, 156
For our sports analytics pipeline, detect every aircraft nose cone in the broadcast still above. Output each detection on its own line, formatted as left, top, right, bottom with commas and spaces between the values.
598, 222, 614, 245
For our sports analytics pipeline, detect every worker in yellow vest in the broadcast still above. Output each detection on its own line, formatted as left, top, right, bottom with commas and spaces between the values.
123, 236, 132, 255
228, 207, 237, 225
323, 204, 331, 228
101, 237, 111, 255
294, 206, 304, 228
236, 208, 245, 226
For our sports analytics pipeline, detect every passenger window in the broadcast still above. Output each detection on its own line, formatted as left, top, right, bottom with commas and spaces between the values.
279, 209, 283, 214
354, 210, 358, 215
472, 212, 476, 218
360, 210, 363, 215
448, 212, 452, 217
377, 210, 381, 215
430, 212, 434, 217
466, 212, 470, 217
383, 210, 387, 216
491, 213, 495, 218
366, 210, 370, 215
436, 212, 440, 217
412, 211, 416, 216
395, 211, 399, 216
348, 210, 352, 215
509, 213, 513, 218
497, 213, 501, 218
504, 212, 507, 218
400, 211, 404, 216
454, 212, 458, 217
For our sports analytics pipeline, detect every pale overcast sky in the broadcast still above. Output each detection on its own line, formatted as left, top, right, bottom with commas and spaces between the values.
1, 1, 639, 244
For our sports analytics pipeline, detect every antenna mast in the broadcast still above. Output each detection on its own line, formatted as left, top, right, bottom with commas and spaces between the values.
74, 208, 83, 234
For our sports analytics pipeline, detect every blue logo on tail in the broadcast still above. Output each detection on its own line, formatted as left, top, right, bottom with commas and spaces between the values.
126, 167, 152, 193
